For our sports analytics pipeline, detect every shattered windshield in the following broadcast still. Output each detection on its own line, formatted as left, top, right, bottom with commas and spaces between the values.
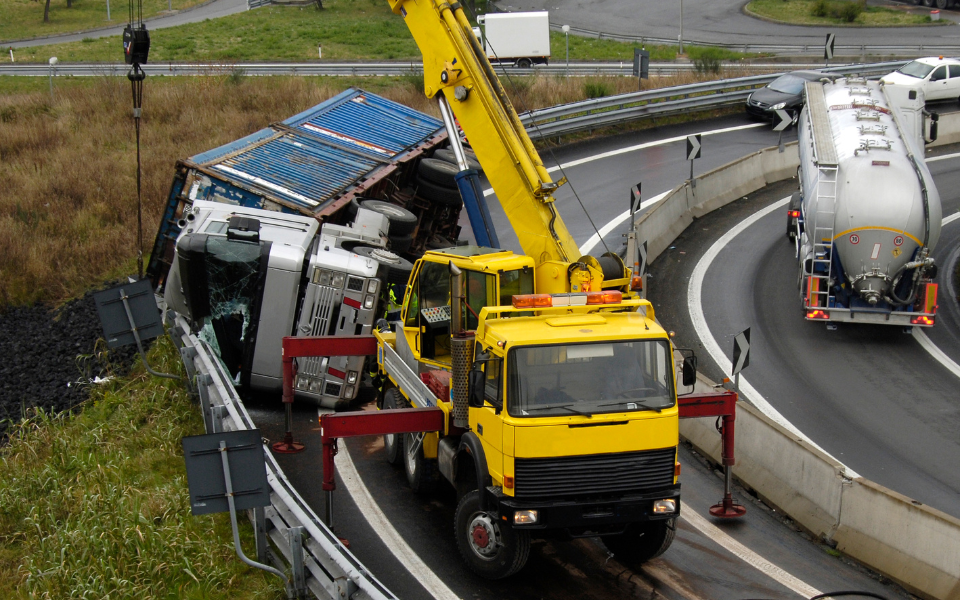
507, 340, 674, 418
197, 236, 265, 380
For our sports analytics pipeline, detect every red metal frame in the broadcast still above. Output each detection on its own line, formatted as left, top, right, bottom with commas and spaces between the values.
678, 390, 745, 518
320, 408, 445, 491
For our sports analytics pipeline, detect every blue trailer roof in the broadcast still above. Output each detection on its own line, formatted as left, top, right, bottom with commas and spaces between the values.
185, 88, 443, 214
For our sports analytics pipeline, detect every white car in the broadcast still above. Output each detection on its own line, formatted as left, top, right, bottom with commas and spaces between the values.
881, 56, 960, 102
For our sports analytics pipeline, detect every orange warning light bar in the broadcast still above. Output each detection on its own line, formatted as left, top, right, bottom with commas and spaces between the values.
512, 294, 552, 309
630, 275, 643, 291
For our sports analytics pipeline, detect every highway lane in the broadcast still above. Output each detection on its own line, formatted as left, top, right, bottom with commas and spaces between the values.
648, 148, 960, 518
248, 397, 911, 600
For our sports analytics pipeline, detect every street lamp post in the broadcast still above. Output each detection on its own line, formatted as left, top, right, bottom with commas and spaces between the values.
679, 0, 684, 55
562, 24, 570, 74
106, 0, 111, 21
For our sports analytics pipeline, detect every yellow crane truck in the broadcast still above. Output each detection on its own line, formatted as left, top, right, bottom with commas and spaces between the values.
315, 0, 706, 580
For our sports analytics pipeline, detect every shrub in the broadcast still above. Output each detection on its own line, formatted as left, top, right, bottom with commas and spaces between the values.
689, 47, 725, 75
811, 0, 829, 17
836, 0, 864, 22
584, 81, 613, 98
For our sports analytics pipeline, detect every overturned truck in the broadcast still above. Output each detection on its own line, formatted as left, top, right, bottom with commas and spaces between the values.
147, 89, 474, 407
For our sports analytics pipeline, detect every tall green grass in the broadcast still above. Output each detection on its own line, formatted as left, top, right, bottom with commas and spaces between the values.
0, 336, 283, 599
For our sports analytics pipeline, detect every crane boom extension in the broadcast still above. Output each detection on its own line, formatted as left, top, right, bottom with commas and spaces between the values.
388, 0, 580, 264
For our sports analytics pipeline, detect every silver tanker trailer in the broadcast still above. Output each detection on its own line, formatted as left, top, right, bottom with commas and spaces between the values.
791, 77, 942, 328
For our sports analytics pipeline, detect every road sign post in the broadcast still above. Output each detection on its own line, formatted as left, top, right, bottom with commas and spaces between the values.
686, 134, 701, 189
773, 108, 791, 153
633, 48, 649, 90
824, 33, 835, 67
731, 327, 751, 395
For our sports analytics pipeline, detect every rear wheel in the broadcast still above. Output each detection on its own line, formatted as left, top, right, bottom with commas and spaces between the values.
382, 388, 404, 465
359, 200, 419, 236
601, 519, 676, 566
415, 176, 462, 207
936, 0, 949, 8
455, 490, 531, 579
404, 432, 438, 494
923, 0, 935, 7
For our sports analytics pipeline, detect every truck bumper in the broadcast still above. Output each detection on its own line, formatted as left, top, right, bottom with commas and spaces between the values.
804, 307, 935, 327
487, 484, 681, 536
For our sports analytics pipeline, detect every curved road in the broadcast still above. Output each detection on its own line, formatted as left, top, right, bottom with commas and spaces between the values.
243, 114, 952, 599
513, 0, 960, 47
645, 137, 960, 517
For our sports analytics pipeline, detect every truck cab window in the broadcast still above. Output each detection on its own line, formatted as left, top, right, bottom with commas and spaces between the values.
483, 355, 503, 407
461, 270, 496, 330
499, 268, 534, 305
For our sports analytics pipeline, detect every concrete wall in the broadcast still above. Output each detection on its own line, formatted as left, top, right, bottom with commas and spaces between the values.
637, 130, 960, 598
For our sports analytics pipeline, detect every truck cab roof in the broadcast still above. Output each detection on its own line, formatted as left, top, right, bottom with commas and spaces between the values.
421, 246, 536, 272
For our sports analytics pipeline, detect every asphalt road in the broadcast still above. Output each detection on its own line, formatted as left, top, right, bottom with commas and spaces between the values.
508, 0, 960, 48
4, 0, 248, 48
645, 138, 960, 518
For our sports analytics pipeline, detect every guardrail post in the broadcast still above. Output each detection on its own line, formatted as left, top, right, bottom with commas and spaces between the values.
254, 506, 268, 562
288, 526, 307, 599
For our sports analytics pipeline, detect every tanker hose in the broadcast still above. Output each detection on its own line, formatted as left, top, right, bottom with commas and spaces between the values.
888, 258, 930, 307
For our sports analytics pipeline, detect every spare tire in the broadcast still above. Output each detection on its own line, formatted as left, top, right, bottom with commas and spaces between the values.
359, 200, 418, 236
418, 158, 461, 188
353, 246, 414, 287
433, 148, 483, 173
415, 176, 462, 208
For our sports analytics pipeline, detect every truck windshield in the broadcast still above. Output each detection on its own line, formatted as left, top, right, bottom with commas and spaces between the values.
507, 340, 674, 418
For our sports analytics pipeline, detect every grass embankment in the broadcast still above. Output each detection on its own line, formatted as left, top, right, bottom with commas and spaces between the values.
746, 0, 944, 26
0, 71, 745, 309
7, 0, 761, 63
0, 0, 207, 43
0, 337, 284, 599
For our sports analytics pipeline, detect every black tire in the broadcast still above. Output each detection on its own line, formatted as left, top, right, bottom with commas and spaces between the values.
516, 58, 533, 69
601, 518, 676, 566
936, 0, 948, 7
344, 197, 362, 222
454, 490, 530, 579
923, 0, 935, 7
434, 148, 483, 172
403, 432, 439, 494
389, 233, 415, 255
415, 176, 462, 207
351, 246, 413, 286
419, 157, 461, 188
359, 200, 419, 236
382, 388, 404, 465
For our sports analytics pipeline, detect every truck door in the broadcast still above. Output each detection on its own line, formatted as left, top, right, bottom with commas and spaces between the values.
402, 260, 452, 365
472, 349, 505, 485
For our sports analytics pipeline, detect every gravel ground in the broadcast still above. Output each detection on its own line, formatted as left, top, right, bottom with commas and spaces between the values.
0, 286, 139, 430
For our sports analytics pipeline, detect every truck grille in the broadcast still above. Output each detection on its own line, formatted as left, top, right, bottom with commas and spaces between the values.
300, 284, 338, 377
514, 447, 676, 500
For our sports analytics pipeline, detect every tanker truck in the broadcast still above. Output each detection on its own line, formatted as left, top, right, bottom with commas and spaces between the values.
791, 77, 941, 327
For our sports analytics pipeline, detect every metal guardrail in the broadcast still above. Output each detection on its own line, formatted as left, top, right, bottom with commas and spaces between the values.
167, 312, 397, 600
519, 61, 909, 139
551, 24, 960, 57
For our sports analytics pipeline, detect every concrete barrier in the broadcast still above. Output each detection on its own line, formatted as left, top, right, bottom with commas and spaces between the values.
639, 142, 801, 264
639, 128, 960, 598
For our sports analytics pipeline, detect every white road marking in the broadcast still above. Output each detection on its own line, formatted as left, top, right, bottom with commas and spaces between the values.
686, 196, 861, 477
335, 438, 462, 600
681, 504, 821, 599
482, 122, 766, 198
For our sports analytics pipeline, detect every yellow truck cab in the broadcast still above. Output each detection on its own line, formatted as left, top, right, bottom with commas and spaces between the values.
375, 256, 685, 579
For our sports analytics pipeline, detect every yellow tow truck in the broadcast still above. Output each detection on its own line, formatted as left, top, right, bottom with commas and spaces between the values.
315, 0, 712, 579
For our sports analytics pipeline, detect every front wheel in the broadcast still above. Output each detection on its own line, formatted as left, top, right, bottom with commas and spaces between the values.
516, 58, 533, 69
936, 0, 949, 8
601, 518, 676, 566
454, 490, 531, 579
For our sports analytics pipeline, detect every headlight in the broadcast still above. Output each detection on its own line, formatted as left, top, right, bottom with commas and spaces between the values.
363, 295, 376, 309
308, 380, 321, 393
513, 510, 538, 524
367, 279, 379, 294
331, 272, 346, 289
770, 102, 786, 110
652, 499, 677, 514
347, 371, 358, 384
344, 385, 355, 400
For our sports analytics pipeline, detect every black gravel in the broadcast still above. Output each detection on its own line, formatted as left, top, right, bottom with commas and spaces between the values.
0, 287, 140, 430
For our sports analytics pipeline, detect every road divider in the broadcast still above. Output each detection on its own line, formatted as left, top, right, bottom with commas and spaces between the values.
628, 127, 960, 598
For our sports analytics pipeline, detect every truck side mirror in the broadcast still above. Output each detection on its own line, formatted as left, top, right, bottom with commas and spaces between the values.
468, 366, 485, 408
681, 355, 697, 387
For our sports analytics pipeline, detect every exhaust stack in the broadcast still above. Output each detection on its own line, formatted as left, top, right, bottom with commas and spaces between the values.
449, 262, 474, 429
